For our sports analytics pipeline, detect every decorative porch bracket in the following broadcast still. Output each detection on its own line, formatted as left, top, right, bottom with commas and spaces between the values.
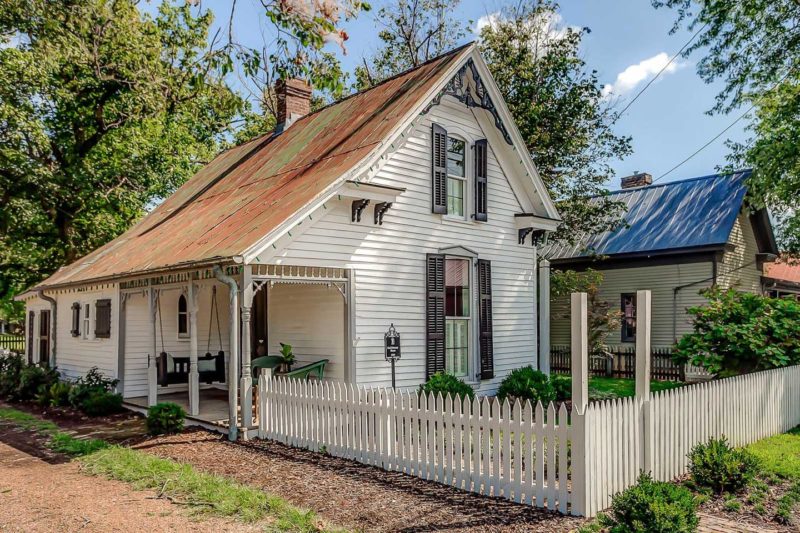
374, 202, 392, 225
351, 199, 370, 222
518, 227, 533, 245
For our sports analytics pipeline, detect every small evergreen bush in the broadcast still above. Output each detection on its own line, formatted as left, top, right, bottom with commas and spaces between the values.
688, 436, 760, 494
600, 472, 699, 533
147, 402, 186, 435
80, 389, 124, 417
419, 373, 475, 401
551, 374, 572, 401
497, 366, 556, 405
0, 354, 24, 398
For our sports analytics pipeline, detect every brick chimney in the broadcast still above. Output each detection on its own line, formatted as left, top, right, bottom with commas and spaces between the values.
275, 78, 311, 131
620, 172, 653, 189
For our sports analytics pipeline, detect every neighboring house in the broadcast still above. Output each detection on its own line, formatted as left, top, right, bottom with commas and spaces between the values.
545, 171, 778, 352
763, 258, 800, 299
16, 44, 560, 435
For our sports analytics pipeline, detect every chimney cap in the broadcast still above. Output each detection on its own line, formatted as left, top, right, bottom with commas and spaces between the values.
620, 172, 653, 189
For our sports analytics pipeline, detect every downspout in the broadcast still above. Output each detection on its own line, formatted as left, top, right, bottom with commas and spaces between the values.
214, 265, 239, 441
36, 290, 56, 368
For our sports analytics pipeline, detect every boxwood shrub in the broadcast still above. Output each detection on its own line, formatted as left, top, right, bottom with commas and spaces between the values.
688, 436, 760, 494
147, 402, 186, 435
497, 366, 556, 405
419, 372, 475, 402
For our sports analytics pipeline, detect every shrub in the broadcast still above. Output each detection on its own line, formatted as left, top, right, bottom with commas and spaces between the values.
14, 364, 58, 402
687, 437, 760, 494
68, 367, 119, 411
146, 402, 186, 435
551, 374, 572, 401
600, 472, 699, 533
80, 389, 124, 417
46, 381, 73, 407
497, 366, 555, 405
0, 354, 24, 398
673, 287, 800, 376
419, 373, 475, 401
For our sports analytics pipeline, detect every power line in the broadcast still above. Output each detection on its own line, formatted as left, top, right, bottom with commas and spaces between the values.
612, 23, 708, 124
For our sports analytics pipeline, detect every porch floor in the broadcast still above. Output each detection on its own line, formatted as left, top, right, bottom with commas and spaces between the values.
124, 388, 231, 431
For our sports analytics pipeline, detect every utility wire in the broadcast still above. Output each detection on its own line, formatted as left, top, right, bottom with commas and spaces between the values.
611, 23, 708, 124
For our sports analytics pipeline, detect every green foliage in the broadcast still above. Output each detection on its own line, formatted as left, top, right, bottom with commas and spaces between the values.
551, 269, 622, 356
722, 494, 741, 512
35, 380, 73, 408
775, 482, 800, 525
653, 0, 800, 254
551, 375, 572, 401
0, 354, 24, 398
746, 425, 800, 479
279, 342, 295, 365
497, 366, 556, 405
146, 402, 186, 435
419, 372, 475, 401
49, 432, 108, 457
0, 406, 58, 433
80, 446, 330, 526
587, 377, 683, 400
0, 405, 106, 456
673, 287, 800, 375
80, 389, 124, 417
479, 2, 632, 244
600, 472, 699, 533
688, 437, 760, 495
14, 364, 58, 402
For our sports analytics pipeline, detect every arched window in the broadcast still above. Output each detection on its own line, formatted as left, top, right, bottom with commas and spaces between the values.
177, 294, 189, 338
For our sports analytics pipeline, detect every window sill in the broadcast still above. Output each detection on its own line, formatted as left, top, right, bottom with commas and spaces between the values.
441, 216, 473, 227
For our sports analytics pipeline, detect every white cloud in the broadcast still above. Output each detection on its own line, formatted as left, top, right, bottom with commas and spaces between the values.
473, 10, 579, 51
601, 52, 686, 98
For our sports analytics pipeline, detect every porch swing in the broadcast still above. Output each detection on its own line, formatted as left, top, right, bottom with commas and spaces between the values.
157, 286, 226, 386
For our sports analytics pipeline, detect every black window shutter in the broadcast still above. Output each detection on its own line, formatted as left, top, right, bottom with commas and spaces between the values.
426, 254, 446, 379
27, 311, 34, 363
95, 299, 111, 339
70, 302, 80, 337
474, 139, 488, 222
478, 259, 494, 379
431, 123, 448, 214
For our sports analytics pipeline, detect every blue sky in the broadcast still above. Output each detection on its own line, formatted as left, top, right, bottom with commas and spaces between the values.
161, 0, 751, 190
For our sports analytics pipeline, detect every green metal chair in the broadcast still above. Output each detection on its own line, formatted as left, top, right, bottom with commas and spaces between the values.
281, 359, 329, 380
251, 355, 284, 378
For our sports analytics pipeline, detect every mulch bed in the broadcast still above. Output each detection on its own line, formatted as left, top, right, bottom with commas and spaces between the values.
135, 428, 589, 533
698, 484, 797, 532
0, 420, 68, 464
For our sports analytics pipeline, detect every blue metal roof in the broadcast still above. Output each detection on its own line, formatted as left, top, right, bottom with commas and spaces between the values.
547, 170, 751, 260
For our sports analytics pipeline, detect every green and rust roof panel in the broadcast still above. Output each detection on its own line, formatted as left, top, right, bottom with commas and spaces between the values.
39, 45, 470, 288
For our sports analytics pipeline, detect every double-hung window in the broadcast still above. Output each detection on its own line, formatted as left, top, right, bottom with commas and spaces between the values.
445, 258, 470, 377
446, 138, 466, 217
82, 303, 91, 339
621, 293, 637, 342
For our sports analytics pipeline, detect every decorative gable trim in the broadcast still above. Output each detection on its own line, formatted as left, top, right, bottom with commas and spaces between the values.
422, 59, 513, 145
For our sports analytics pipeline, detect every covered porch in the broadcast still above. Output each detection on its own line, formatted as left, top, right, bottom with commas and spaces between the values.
120, 264, 351, 437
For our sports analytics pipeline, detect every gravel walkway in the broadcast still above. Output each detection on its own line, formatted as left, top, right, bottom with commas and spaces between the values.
0, 439, 259, 532
136, 429, 589, 533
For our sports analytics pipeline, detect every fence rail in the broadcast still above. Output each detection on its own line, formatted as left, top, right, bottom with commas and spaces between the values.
0, 335, 25, 355
551, 345, 683, 381
259, 375, 583, 514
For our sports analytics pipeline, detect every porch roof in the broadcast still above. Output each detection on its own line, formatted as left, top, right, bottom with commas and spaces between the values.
32, 45, 473, 290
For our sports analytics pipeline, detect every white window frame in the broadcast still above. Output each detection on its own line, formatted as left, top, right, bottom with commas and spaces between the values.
177, 293, 190, 340
441, 126, 475, 223
82, 302, 93, 340
443, 255, 476, 381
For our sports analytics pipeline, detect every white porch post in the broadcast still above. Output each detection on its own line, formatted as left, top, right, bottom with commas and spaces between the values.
635, 289, 653, 473
240, 265, 254, 433
571, 292, 589, 412
188, 282, 199, 416
538, 259, 551, 375
148, 287, 158, 407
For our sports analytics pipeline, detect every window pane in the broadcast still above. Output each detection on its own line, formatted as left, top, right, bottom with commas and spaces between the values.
447, 138, 465, 177
446, 319, 469, 378
445, 259, 470, 317
447, 177, 464, 216
622, 294, 637, 340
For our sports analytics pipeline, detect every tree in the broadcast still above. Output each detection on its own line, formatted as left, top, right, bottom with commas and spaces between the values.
653, 0, 800, 254
353, 0, 466, 90
0, 1, 246, 321
479, 3, 631, 244
672, 287, 800, 376
551, 269, 622, 357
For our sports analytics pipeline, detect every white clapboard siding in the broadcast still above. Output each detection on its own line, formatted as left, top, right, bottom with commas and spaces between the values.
581, 365, 800, 516
259, 374, 581, 515
258, 99, 539, 394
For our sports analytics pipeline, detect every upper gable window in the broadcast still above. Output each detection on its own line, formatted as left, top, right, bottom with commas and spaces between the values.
446, 137, 466, 217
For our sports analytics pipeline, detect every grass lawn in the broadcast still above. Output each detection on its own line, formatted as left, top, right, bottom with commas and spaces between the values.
0, 407, 107, 456
588, 377, 683, 400
747, 426, 800, 480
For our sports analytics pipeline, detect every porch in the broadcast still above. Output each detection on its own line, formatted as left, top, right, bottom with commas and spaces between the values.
125, 388, 232, 432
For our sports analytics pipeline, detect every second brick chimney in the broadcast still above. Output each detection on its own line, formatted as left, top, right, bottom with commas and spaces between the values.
275, 78, 311, 131
620, 172, 653, 189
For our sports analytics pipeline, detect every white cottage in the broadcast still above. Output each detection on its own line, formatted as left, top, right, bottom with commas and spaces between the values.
17, 44, 560, 438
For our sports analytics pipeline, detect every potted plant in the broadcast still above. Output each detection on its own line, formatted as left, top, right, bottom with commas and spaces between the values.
279, 343, 295, 373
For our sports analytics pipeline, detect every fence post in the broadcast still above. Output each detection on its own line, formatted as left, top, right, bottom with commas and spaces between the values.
571, 292, 589, 412
538, 259, 551, 376
635, 289, 652, 474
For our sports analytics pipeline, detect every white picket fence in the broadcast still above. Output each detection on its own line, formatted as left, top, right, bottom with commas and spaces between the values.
258, 363, 800, 517
581, 364, 800, 516
259, 375, 585, 514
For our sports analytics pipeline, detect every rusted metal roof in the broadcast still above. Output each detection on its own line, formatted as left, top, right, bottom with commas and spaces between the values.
37, 45, 471, 289
765, 259, 800, 284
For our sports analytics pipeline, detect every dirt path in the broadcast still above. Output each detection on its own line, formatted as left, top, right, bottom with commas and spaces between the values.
0, 440, 258, 532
